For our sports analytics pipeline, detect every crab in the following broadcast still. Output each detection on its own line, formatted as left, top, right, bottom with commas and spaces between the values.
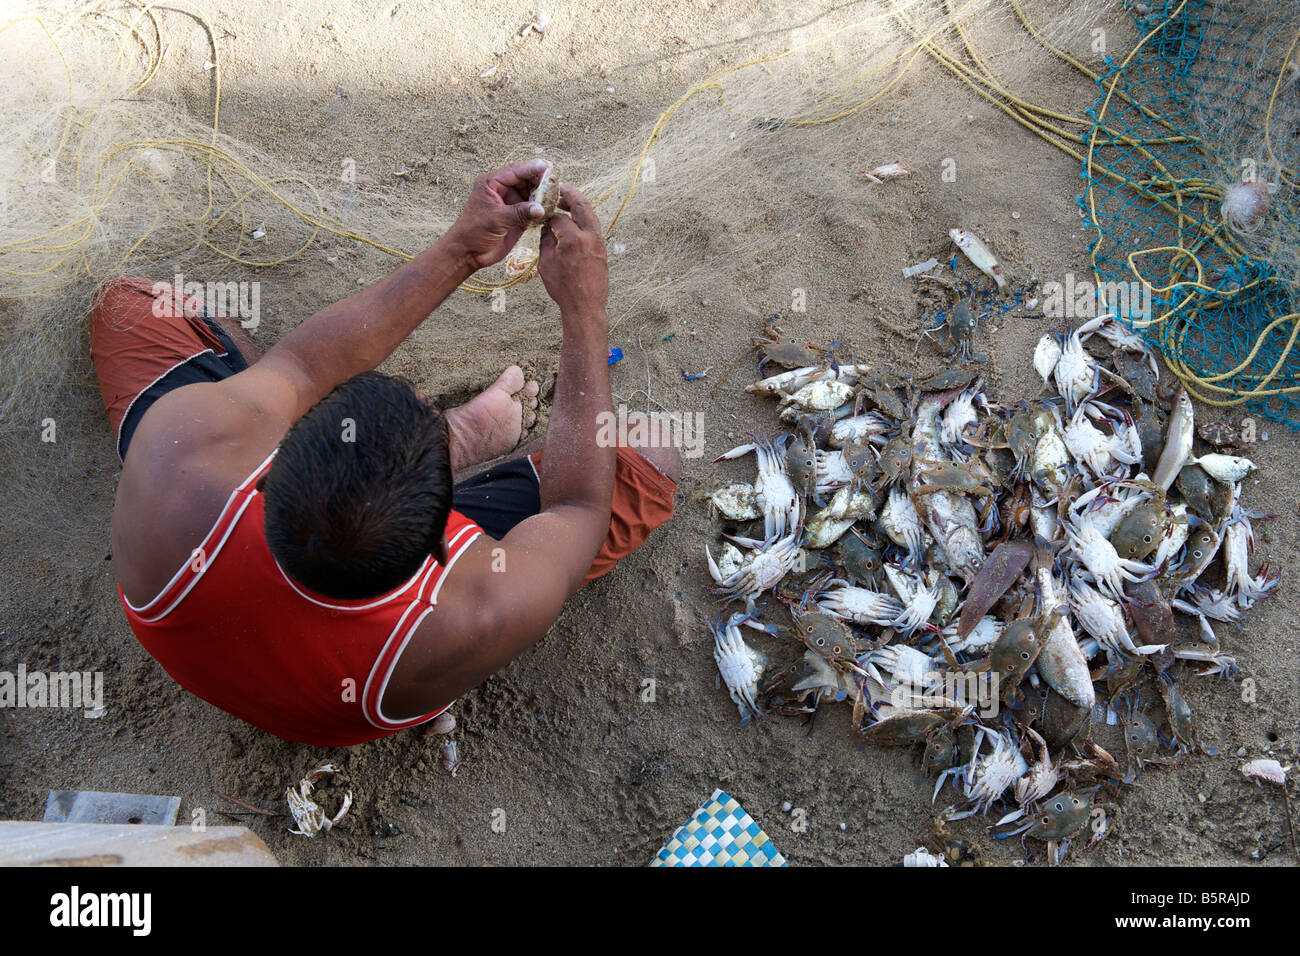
286, 763, 353, 837
861, 644, 943, 700
1221, 513, 1278, 608
1053, 315, 1110, 412
960, 726, 1029, 816
880, 485, 925, 567
1158, 673, 1217, 756
1121, 706, 1181, 778
709, 612, 770, 725
771, 599, 873, 676
855, 370, 910, 421
935, 615, 1004, 657
1063, 485, 1159, 601
924, 297, 985, 364
759, 648, 858, 716
1070, 474, 1150, 540
830, 410, 892, 448
817, 579, 904, 626
1197, 415, 1244, 449
752, 316, 825, 374
714, 434, 801, 543
872, 429, 915, 490
940, 381, 986, 449
1014, 727, 1063, 807
1016, 790, 1095, 863
706, 528, 803, 609
1080, 313, 1159, 375
1061, 402, 1141, 479
784, 427, 819, 499
1068, 567, 1141, 657
1108, 489, 1173, 563
883, 564, 943, 637
912, 457, 995, 497
812, 448, 855, 497
706, 482, 761, 521
1186, 585, 1242, 622
1030, 414, 1071, 498
1004, 404, 1049, 482
1170, 645, 1239, 679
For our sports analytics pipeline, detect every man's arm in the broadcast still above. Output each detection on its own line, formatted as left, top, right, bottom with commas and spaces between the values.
218, 160, 551, 424
386, 187, 615, 717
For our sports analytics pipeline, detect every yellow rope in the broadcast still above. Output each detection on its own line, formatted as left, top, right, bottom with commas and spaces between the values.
1080, 3, 1300, 405
891, 0, 1300, 407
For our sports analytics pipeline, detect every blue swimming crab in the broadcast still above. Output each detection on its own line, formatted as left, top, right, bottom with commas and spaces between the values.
924, 297, 986, 364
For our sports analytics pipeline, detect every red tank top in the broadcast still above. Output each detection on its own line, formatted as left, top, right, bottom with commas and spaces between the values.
119, 451, 484, 746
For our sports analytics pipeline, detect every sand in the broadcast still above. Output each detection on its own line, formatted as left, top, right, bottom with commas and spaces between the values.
0, 0, 1296, 866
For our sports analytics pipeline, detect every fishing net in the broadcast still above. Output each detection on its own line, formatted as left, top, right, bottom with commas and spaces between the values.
1082, 0, 1300, 424
1, 0, 1110, 550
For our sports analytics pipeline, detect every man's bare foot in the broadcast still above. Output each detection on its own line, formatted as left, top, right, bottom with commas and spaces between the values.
445, 365, 540, 471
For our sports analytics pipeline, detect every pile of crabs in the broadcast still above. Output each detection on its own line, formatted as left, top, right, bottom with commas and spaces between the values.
704, 314, 1278, 864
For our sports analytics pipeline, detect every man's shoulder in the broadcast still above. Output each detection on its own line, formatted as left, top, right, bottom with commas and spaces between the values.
113, 381, 288, 604
124, 380, 286, 483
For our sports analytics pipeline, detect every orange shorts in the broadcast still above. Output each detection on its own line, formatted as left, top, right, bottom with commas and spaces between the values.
528, 447, 676, 582
89, 277, 243, 457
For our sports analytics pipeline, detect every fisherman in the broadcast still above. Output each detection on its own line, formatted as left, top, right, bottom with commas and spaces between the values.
91, 161, 678, 745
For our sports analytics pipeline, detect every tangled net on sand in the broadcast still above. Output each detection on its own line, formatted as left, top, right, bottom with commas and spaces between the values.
0, 1, 1108, 485
15, 0, 1291, 551
1083, 1, 1300, 424
0, 0, 1024, 538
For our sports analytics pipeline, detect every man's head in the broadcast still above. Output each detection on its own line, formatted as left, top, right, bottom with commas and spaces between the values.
262, 371, 453, 599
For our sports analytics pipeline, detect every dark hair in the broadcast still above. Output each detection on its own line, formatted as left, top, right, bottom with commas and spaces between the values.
262, 371, 453, 599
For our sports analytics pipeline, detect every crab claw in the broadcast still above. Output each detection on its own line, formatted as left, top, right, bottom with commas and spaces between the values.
705, 545, 724, 585
713, 442, 757, 463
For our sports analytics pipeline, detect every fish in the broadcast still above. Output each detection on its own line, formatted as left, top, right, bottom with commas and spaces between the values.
950, 227, 1008, 293
1152, 385, 1194, 490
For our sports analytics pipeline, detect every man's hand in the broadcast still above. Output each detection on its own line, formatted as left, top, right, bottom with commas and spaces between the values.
539, 185, 608, 323
445, 160, 550, 271
380, 186, 617, 722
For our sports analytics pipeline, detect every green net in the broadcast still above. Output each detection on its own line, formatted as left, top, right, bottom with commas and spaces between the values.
1083, 0, 1300, 426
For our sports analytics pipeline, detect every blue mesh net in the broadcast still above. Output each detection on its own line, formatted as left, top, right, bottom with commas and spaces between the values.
1082, 0, 1300, 427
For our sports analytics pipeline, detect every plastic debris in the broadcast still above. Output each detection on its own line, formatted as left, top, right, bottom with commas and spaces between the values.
904, 847, 949, 867
903, 257, 939, 278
